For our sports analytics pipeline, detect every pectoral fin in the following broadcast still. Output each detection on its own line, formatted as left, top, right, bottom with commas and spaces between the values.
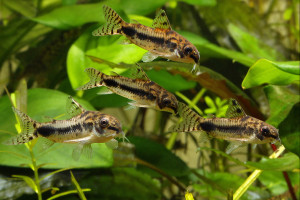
105, 139, 118, 149
142, 52, 159, 62
225, 141, 243, 154
97, 87, 113, 95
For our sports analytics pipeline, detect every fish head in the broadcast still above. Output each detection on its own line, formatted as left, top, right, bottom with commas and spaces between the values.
157, 91, 178, 114
175, 41, 200, 64
257, 122, 280, 143
94, 114, 123, 138
184, 45, 200, 64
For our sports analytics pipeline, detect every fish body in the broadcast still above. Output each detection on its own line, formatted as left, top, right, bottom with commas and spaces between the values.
93, 6, 200, 69
6, 97, 124, 160
172, 99, 280, 153
77, 67, 178, 114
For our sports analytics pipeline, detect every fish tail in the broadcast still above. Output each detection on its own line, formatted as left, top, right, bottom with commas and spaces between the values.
170, 102, 202, 132
77, 68, 104, 90
92, 5, 124, 36
4, 107, 38, 145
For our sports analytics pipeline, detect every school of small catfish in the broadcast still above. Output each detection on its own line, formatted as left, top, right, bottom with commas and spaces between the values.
5, 5, 280, 160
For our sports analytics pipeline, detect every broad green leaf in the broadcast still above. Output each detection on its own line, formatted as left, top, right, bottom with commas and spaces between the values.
271, 60, 300, 75
178, 0, 216, 6
67, 26, 146, 90
147, 69, 196, 92
179, 31, 255, 67
80, 168, 161, 200
242, 59, 300, 89
278, 103, 300, 156
32, 3, 104, 29
129, 136, 189, 177
265, 85, 300, 127
228, 24, 284, 60
192, 170, 269, 200
246, 152, 299, 171
259, 171, 300, 196
0, 88, 113, 168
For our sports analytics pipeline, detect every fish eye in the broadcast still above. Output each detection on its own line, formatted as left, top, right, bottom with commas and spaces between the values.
261, 126, 270, 136
162, 98, 171, 106
184, 47, 193, 55
100, 118, 109, 128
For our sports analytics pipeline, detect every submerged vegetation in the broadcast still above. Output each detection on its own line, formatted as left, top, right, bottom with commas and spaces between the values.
0, 0, 299, 199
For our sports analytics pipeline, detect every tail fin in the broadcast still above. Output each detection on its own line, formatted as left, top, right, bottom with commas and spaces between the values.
5, 107, 38, 145
170, 102, 202, 132
77, 68, 104, 90
92, 5, 124, 36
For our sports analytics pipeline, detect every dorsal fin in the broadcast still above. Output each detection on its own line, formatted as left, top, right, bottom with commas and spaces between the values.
66, 96, 86, 118
130, 64, 150, 81
152, 9, 172, 30
225, 98, 247, 118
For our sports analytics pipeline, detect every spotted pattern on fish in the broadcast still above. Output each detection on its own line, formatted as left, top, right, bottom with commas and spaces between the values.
172, 101, 280, 144
78, 68, 178, 114
92, 5, 200, 65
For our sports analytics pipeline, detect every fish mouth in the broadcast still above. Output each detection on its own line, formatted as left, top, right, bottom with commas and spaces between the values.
172, 107, 178, 115
190, 53, 200, 64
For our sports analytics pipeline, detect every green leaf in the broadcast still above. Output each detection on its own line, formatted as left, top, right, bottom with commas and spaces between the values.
81, 168, 161, 200
32, 3, 104, 29
129, 136, 189, 177
67, 26, 146, 90
245, 152, 299, 171
12, 175, 37, 192
228, 24, 284, 60
265, 85, 300, 127
271, 60, 300, 75
242, 59, 300, 89
146, 69, 196, 92
0, 88, 113, 168
259, 171, 300, 196
278, 103, 300, 156
3, 0, 36, 18
178, 0, 216, 6
178, 31, 255, 67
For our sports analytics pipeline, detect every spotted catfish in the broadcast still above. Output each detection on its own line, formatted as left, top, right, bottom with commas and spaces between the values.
93, 5, 200, 71
77, 67, 178, 114
171, 99, 280, 153
5, 96, 125, 160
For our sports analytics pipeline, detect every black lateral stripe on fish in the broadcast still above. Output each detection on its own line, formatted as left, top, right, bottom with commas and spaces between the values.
77, 67, 178, 114
171, 100, 280, 153
5, 96, 125, 160
92, 5, 200, 71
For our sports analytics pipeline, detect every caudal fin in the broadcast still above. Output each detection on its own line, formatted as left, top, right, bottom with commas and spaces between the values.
77, 68, 104, 90
4, 107, 38, 145
92, 5, 124, 36
170, 102, 202, 132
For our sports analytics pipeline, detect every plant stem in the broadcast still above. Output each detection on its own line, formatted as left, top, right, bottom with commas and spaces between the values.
233, 145, 285, 200
29, 145, 42, 200
271, 144, 297, 200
